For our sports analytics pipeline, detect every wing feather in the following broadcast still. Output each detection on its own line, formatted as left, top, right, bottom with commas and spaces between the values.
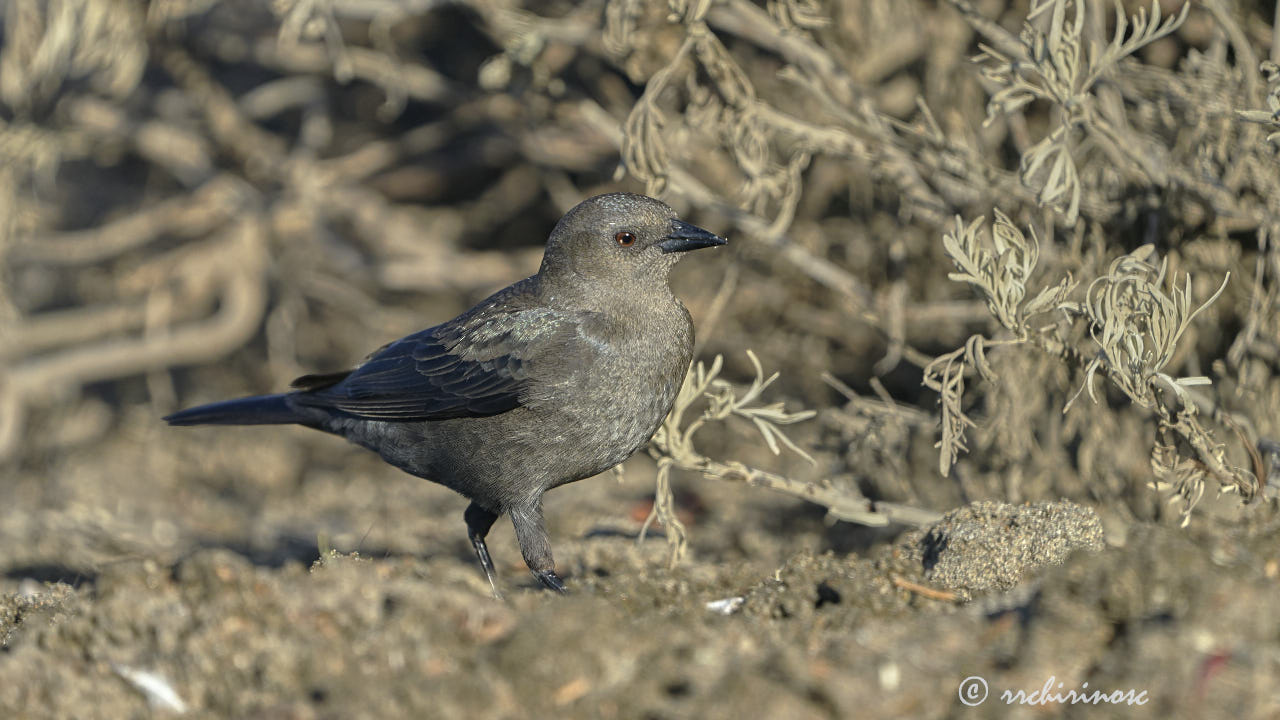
291, 293, 596, 422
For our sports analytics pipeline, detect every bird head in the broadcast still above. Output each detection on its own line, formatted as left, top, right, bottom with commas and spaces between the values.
538, 193, 726, 288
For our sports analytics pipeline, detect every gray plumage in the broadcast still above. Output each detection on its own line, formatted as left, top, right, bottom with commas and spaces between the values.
164, 193, 726, 595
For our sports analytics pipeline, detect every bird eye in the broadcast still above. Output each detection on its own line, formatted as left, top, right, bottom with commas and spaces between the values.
615, 231, 636, 247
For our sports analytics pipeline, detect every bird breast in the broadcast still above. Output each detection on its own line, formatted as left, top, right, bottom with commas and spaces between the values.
541, 304, 693, 483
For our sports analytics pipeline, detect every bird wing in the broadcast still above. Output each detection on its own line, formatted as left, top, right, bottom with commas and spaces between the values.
290, 303, 597, 422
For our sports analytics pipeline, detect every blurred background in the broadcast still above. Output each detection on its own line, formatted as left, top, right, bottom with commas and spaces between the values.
3, 0, 1280, 717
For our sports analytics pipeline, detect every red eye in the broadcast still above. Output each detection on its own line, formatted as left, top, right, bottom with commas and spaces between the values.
615, 231, 636, 247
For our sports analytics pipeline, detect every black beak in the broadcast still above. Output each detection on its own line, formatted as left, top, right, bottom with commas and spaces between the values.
658, 219, 728, 253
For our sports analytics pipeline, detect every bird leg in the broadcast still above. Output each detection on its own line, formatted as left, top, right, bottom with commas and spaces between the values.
509, 496, 567, 594
464, 502, 503, 600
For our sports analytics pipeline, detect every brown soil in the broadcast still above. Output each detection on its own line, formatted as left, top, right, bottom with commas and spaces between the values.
4, 434, 1277, 718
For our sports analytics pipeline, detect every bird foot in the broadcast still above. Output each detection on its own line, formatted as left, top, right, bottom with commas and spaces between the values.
484, 576, 504, 601
533, 569, 568, 594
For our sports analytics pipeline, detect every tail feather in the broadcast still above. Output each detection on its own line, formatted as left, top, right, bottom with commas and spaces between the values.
164, 394, 303, 426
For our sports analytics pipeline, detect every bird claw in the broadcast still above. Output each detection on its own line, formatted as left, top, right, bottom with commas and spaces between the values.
534, 569, 568, 594
484, 574, 504, 601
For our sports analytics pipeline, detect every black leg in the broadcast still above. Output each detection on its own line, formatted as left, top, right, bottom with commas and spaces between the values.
464, 502, 503, 600
509, 495, 568, 594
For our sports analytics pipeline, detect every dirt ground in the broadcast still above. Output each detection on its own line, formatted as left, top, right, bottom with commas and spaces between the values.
2, 423, 1278, 718
4, 0, 1280, 717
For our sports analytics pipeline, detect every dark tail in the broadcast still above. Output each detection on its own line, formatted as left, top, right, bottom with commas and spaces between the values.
164, 394, 304, 426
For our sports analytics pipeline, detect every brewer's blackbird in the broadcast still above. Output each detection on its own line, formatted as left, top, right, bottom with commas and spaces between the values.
164, 193, 726, 596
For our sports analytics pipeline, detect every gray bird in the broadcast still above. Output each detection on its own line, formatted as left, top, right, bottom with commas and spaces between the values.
164, 193, 726, 595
